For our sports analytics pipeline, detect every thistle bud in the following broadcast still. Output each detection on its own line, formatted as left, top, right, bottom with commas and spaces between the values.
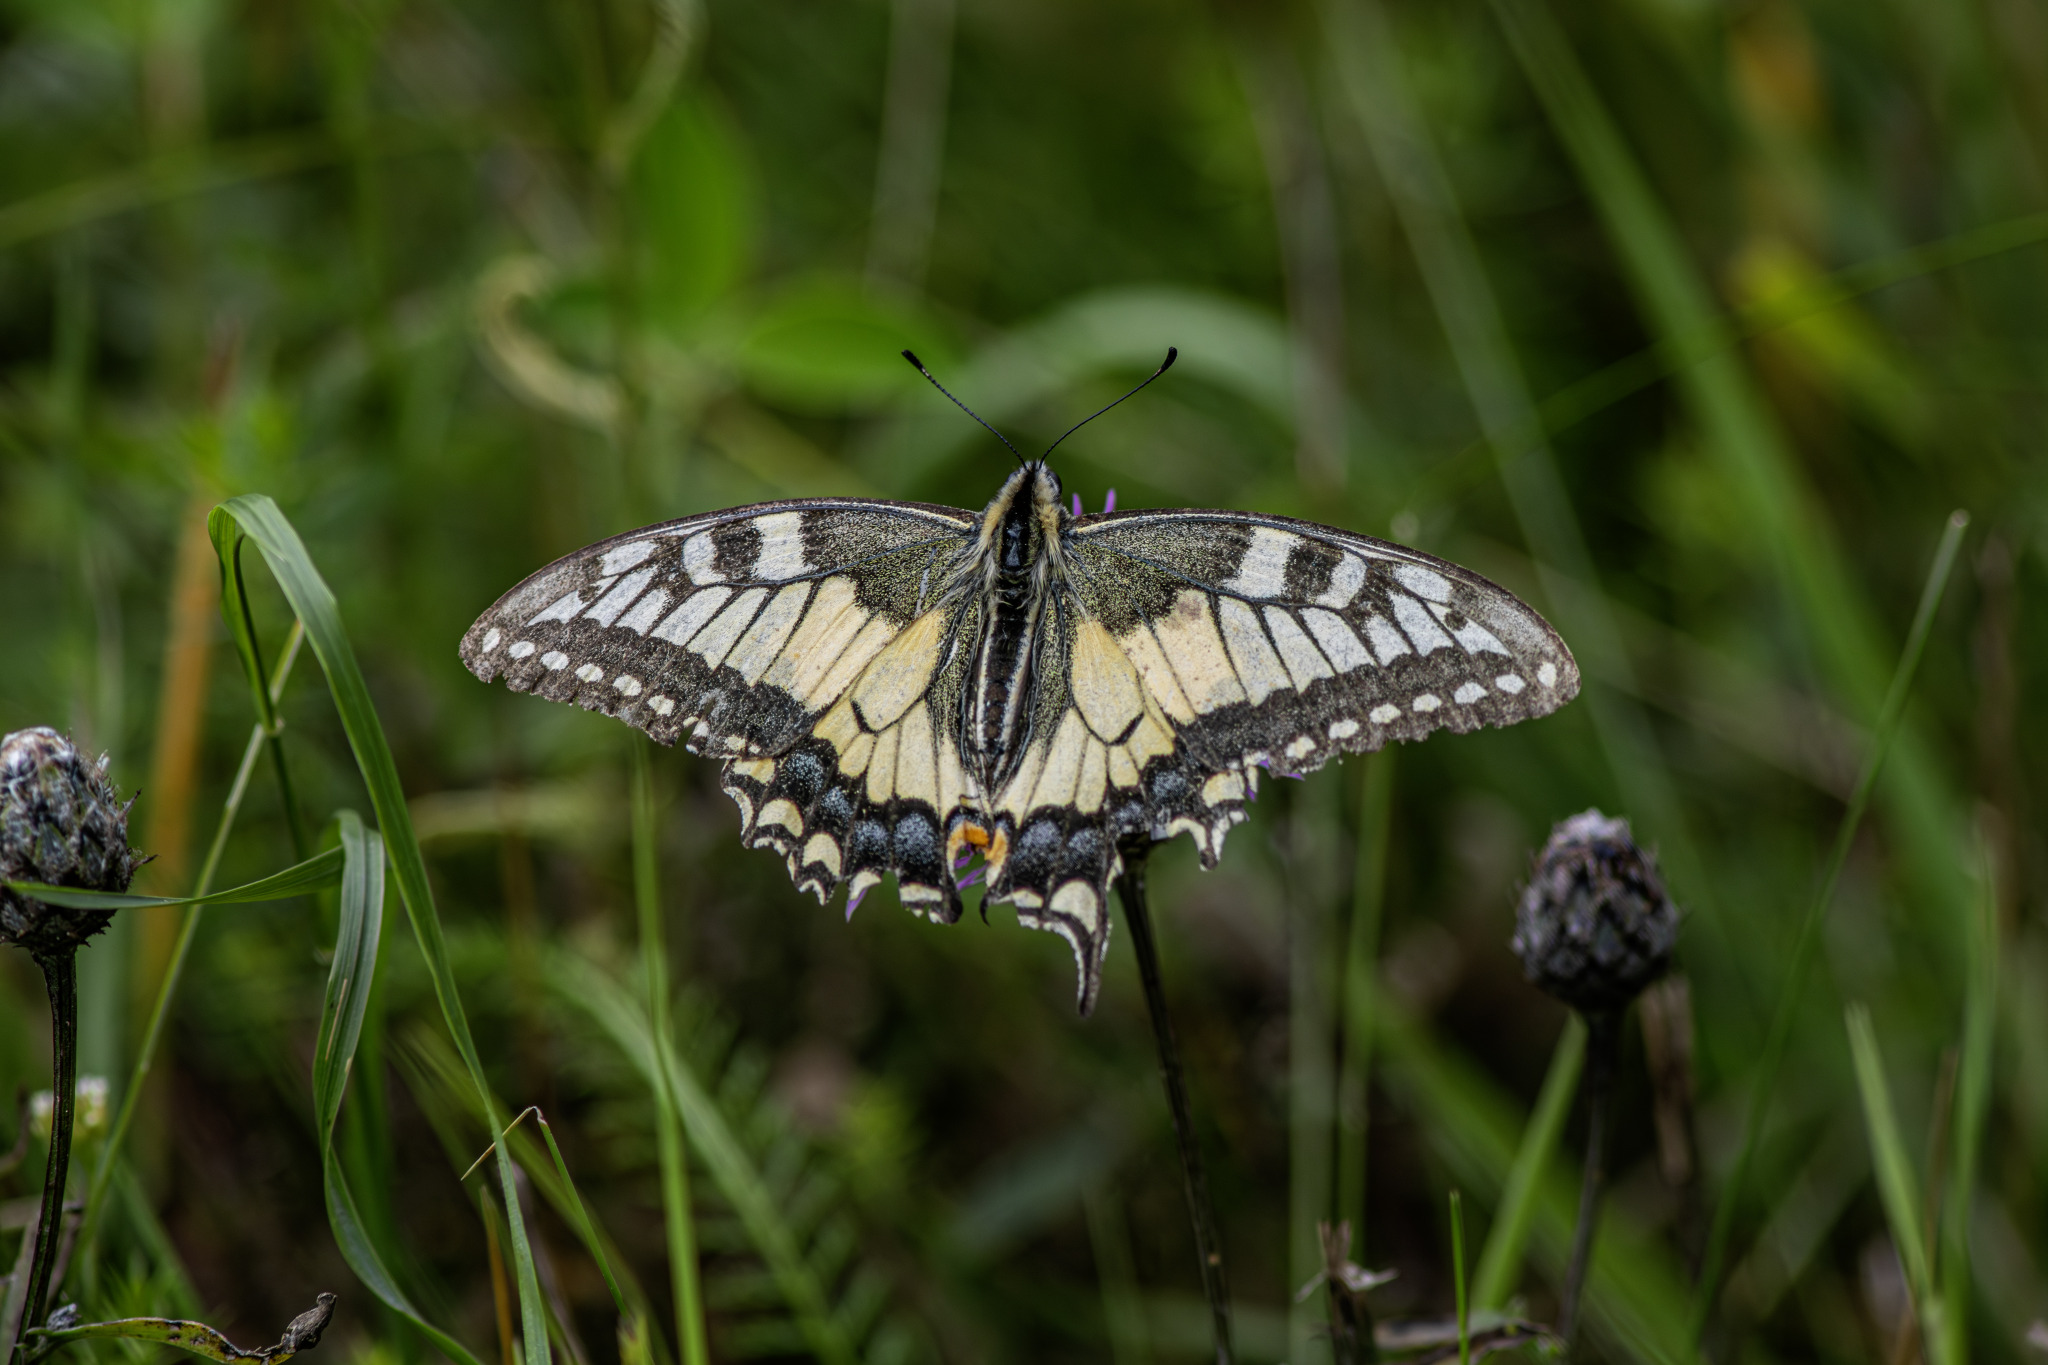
0, 727, 140, 962
1512, 809, 1676, 1014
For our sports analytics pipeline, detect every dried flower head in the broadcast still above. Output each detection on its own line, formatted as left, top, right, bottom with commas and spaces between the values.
0, 727, 140, 962
1512, 809, 1677, 1013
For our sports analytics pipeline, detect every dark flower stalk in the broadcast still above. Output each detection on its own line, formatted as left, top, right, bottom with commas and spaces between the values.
1115, 841, 1234, 1365
0, 727, 141, 1350
1511, 810, 1676, 1351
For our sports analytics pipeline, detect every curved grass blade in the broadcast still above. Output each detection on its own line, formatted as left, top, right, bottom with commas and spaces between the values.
6, 845, 343, 912
1469, 1015, 1585, 1311
313, 811, 480, 1365
549, 952, 860, 1365
210, 494, 546, 1365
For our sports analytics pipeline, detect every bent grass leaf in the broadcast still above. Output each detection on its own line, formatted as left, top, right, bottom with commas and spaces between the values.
210, 494, 546, 1365
6, 845, 344, 911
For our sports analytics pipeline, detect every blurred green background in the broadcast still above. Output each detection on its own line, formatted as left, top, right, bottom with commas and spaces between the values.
0, 0, 2041, 1361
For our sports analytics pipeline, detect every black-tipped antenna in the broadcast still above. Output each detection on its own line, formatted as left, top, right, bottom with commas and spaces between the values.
902, 350, 1027, 467
1042, 347, 1177, 461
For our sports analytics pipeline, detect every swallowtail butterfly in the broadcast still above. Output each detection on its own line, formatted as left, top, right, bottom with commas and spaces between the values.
462, 353, 1579, 1013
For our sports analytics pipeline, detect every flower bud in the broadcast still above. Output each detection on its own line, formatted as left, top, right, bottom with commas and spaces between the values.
0, 727, 140, 961
1512, 809, 1677, 1013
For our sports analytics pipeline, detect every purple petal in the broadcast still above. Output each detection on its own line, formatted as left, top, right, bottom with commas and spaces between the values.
846, 887, 867, 921
1071, 493, 1083, 518
1103, 488, 1117, 513
955, 868, 985, 890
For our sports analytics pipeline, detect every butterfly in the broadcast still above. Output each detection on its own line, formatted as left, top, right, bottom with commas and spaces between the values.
461, 351, 1579, 1013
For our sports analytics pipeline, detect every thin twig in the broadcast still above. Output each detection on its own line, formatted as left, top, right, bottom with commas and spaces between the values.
18, 951, 80, 1349
1115, 844, 1233, 1365
1560, 1009, 1619, 1348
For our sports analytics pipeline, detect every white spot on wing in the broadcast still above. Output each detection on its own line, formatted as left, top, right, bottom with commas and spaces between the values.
600, 540, 658, 575
751, 511, 812, 580
1217, 598, 1292, 705
1315, 553, 1368, 608
650, 695, 675, 715
584, 568, 657, 627
1364, 616, 1410, 664
541, 651, 569, 670
616, 587, 670, 635
652, 587, 733, 646
725, 581, 813, 684
1223, 526, 1299, 599
509, 640, 536, 659
528, 590, 586, 625
614, 674, 643, 696
1285, 735, 1316, 760
1496, 673, 1525, 694
1301, 608, 1373, 671
575, 663, 603, 682
1453, 682, 1486, 704
1369, 703, 1400, 724
1328, 718, 1360, 740
481, 628, 502, 653
1391, 594, 1454, 653
1412, 693, 1441, 712
689, 588, 768, 669
1263, 609, 1336, 688
1432, 602, 1510, 655
682, 531, 723, 584
1538, 661, 1558, 688
1395, 564, 1452, 602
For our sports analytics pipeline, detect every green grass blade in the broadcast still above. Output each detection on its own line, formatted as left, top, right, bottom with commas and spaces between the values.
7, 845, 343, 911
1336, 750, 1393, 1239
312, 811, 481, 1365
634, 741, 709, 1365
1940, 856, 1998, 1365
208, 513, 307, 858
1470, 1014, 1586, 1312
1844, 1005, 1931, 1302
1451, 1189, 1471, 1365
211, 494, 547, 1365
550, 952, 860, 1365
533, 1111, 633, 1321
1689, 510, 1967, 1343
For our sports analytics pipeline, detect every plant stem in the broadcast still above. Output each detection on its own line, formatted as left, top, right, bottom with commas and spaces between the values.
1560, 1008, 1619, 1348
1115, 845, 1233, 1365
19, 950, 80, 1349
632, 742, 708, 1365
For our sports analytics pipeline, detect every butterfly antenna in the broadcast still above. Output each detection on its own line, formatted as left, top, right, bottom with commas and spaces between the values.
902, 350, 1027, 467
1041, 347, 1177, 461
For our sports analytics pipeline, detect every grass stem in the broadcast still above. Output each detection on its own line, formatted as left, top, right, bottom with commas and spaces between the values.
1116, 845, 1233, 1365
1560, 1010, 1619, 1348
1451, 1189, 1470, 1365
19, 949, 80, 1350
1688, 510, 1967, 1350
632, 742, 708, 1365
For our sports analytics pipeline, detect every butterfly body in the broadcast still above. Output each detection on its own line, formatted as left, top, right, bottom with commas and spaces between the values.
462, 467, 1578, 1013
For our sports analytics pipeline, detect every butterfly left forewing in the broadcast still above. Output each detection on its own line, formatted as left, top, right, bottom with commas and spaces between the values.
462, 500, 988, 913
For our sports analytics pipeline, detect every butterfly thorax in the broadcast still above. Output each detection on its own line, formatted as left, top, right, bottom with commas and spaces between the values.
958, 462, 1069, 795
